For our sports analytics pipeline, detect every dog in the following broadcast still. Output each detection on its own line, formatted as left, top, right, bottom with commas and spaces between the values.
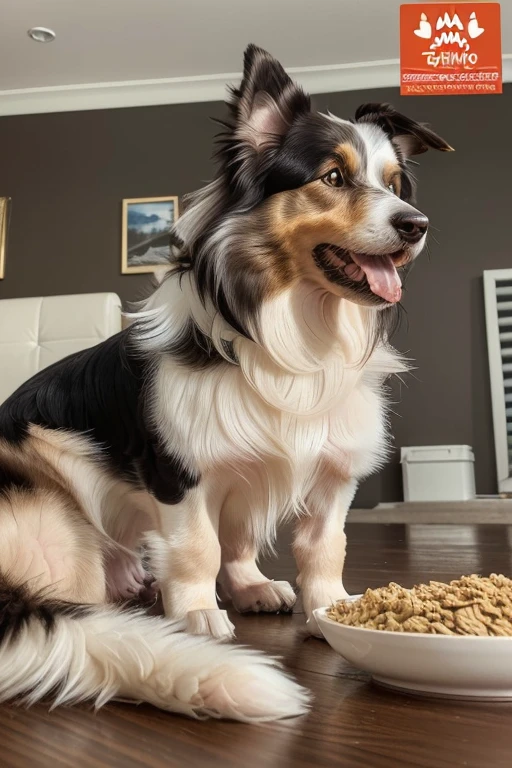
0, 45, 451, 720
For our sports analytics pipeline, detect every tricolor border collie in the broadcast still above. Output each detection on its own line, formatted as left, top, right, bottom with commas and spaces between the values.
0, 46, 451, 721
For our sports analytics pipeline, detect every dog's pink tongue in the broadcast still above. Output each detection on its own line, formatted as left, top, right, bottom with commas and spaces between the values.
351, 253, 402, 304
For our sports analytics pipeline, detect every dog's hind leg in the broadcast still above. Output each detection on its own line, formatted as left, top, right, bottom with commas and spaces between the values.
0, 475, 310, 720
217, 499, 296, 614
0, 487, 106, 605
0, 490, 309, 721
23, 427, 157, 604
102, 493, 158, 602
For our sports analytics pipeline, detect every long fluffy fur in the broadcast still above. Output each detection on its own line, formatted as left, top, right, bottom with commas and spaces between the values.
0, 44, 451, 719
0, 481, 310, 720
131, 266, 405, 548
0, 601, 309, 721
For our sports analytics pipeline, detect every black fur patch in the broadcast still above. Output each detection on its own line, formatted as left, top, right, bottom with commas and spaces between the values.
0, 578, 89, 644
0, 329, 200, 506
0, 463, 33, 497
135, 313, 223, 370
214, 43, 312, 210
264, 115, 367, 198
169, 319, 224, 368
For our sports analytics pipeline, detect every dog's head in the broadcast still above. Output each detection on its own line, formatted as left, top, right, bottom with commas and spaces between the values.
178, 45, 452, 337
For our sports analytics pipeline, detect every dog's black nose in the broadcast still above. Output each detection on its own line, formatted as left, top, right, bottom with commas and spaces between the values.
392, 212, 429, 244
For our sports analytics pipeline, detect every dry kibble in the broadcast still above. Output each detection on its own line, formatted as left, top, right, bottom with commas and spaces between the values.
327, 574, 512, 636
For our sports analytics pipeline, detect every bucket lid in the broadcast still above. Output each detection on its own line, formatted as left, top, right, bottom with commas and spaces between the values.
400, 445, 475, 463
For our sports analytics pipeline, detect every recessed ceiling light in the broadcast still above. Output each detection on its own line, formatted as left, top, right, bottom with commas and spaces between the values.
27, 27, 56, 43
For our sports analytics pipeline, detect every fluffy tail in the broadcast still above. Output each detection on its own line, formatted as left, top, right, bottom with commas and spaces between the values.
0, 584, 310, 721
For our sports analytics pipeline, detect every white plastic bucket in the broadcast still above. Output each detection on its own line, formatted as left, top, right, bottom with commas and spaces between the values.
401, 445, 476, 502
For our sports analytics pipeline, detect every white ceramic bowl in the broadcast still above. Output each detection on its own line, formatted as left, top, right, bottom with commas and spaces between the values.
314, 599, 512, 700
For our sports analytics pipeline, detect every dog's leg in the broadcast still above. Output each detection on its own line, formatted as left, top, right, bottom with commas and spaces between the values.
152, 487, 235, 640
103, 495, 158, 602
293, 478, 356, 636
0, 487, 107, 605
105, 545, 152, 602
23, 426, 154, 603
217, 507, 296, 614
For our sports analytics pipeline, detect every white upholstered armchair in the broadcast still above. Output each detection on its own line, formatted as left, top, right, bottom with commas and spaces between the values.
0, 293, 122, 403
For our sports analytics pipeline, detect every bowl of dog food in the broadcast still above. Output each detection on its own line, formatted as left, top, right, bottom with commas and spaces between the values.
313, 574, 512, 700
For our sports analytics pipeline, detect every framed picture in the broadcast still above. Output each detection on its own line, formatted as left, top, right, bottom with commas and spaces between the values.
0, 197, 10, 280
121, 196, 179, 274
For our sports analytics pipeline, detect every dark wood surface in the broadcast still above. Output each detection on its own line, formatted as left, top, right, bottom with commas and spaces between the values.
1, 523, 512, 768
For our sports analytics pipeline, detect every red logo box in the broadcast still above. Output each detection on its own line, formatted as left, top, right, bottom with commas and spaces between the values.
400, 3, 502, 95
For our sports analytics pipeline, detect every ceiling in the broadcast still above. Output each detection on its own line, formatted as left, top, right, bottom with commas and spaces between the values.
1, 0, 511, 115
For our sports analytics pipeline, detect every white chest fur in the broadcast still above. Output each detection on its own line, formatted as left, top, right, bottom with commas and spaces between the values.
152, 348, 391, 508
136, 274, 405, 519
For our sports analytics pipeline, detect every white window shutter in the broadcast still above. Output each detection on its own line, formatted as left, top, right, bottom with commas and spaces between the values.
483, 269, 512, 493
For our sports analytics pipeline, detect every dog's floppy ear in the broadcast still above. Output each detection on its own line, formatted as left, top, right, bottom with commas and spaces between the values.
355, 102, 454, 157
228, 44, 311, 150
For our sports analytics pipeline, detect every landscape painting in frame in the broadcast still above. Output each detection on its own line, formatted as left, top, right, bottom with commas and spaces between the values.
121, 196, 179, 274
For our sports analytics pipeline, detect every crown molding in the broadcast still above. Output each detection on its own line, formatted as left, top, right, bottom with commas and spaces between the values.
0, 54, 510, 117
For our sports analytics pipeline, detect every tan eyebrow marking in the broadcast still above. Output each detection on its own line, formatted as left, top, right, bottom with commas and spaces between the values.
334, 143, 360, 177
383, 161, 401, 187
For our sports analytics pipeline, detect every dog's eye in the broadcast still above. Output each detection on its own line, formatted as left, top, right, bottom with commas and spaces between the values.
322, 168, 344, 188
388, 181, 398, 195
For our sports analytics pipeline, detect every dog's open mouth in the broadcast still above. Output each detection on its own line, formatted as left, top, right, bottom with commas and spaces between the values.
312, 244, 409, 304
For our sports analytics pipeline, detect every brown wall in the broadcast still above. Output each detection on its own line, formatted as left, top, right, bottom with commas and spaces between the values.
0, 86, 510, 505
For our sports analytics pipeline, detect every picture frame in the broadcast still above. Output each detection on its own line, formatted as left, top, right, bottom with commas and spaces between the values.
0, 197, 10, 280
121, 196, 179, 275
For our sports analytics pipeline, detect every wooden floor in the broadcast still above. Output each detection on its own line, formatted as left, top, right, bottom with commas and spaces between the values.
2, 523, 512, 768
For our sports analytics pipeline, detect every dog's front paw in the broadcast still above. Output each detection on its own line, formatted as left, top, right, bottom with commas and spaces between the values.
301, 580, 349, 638
231, 580, 297, 614
186, 608, 236, 641
306, 616, 324, 638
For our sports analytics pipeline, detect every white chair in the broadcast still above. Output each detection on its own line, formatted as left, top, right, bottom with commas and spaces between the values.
0, 292, 122, 403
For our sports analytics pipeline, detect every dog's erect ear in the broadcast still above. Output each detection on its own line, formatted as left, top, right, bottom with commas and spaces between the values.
355, 102, 454, 157
228, 44, 311, 149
